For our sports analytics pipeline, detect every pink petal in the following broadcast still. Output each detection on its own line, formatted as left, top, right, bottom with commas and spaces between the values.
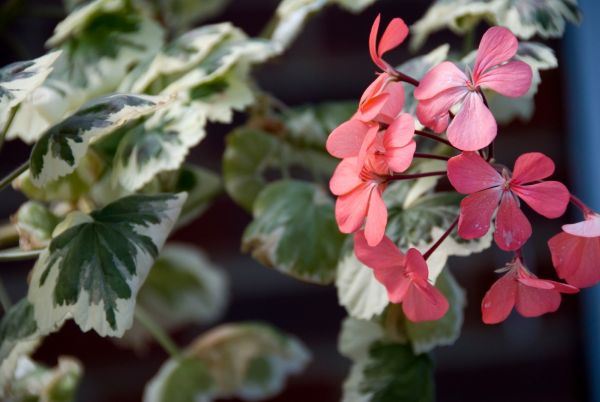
482, 272, 517, 324
335, 183, 372, 233
512, 181, 570, 219
326, 119, 372, 159
447, 92, 497, 151
511, 152, 555, 184
494, 192, 532, 251
549, 232, 600, 288
354, 231, 404, 271
377, 18, 408, 60
364, 186, 388, 246
414, 61, 468, 101
330, 158, 362, 196
385, 140, 416, 173
402, 281, 449, 322
517, 277, 556, 290
378, 81, 405, 124
369, 14, 385, 70
384, 113, 414, 148
477, 61, 532, 98
359, 93, 390, 122
357, 124, 380, 169
515, 284, 561, 318
473, 26, 518, 80
457, 188, 502, 240
405, 248, 429, 279
447, 151, 503, 194
416, 86, 467, 133
562, 215, 600, 237
359, 73, 387, 106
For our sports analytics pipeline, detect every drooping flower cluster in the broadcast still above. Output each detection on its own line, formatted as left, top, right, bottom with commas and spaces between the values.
327, 15, 598, 324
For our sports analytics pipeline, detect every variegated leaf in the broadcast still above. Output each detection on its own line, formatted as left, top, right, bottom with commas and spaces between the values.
242, 180, 345, 284
119, 243, 228, 350
149, 0, 231, 33
27, 193, 187, 337
29, 94, 168, 187
0, 52, 61, 130
144, 323, 310, 402
12, 202, 61, 250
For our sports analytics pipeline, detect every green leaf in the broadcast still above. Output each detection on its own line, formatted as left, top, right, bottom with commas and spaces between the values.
13, 202, 61, 250
0, 52, 61, 129
27, 193, 187, 337
150, 0, 231, 33
242, 180, 344, 284
119, 243, 228, 350
360, 342, 435, 402
144, 322, 310, 402
113, 102, 207, 192
29, 94, 168, 187
401, 269, 466, 354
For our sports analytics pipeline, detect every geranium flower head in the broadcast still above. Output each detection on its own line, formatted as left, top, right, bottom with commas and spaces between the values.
354, 231, 449, 322
330, 155, 389, 246
447, 152, 569, 251
414, 26, 532, 151
482, 258, 578, 324
548, 213, 600, 288
369, 14, 408, 73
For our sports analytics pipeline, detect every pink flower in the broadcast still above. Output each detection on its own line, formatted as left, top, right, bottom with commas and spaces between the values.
358, 113, 416, 173
414, 26, 532, 151
548, 213, 600, 288
482, 258, 578, 324
330, 155, 389, 246
354, 231, 449, 322
447, 152, 570, 251
369, 14, 408, 74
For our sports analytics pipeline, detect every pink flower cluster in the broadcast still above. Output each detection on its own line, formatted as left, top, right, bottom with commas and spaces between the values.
326, 15, 600, 324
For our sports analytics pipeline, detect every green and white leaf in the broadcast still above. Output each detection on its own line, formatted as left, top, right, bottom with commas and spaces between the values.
113, 102, 207, 192
9, 356, 82, 402
120, 243, 228, 349
29, 94, 168, 187
12, 202, 61, 250
27, 193, 186, 337
149, 0, 231, 33
0, 299, 43, 394
242, 180, 344, 284
0, 52, 61, 130
144, 323, 311, 402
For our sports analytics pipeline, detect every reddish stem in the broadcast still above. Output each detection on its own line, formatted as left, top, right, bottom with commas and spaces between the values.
390, 68, 420, 86
414, 130, 453, 147
423, 217, 459, 260
414, 153, 450, 161
570, 194, 593, 216
386, 171, 447, 181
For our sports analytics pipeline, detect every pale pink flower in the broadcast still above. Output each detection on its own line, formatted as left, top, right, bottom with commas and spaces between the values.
354, 231, 449, 322
414, 26, 532, 151
447, 152, 570, 251
482, 258, 578, 324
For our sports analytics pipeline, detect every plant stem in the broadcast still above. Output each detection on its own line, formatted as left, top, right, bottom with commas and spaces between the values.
0, 161, 28, 193
0, 106, 18, 155
395, 71, 420, 87
414, 130, 452, 147
0, 248, 41, 262
135, 306, 182, 359
0, 277, 11, 312
423, 217, 459, 260
387, 171, 447, 181
413, 153, 449, 161
570, 194, 593, 216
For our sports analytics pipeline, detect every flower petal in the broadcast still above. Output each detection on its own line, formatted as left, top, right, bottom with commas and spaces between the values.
473, 26, 518, 80
512, 181, 570, 219
477, 61, 532, 97
447, 151, 503, 194
359, 92, 390, 121
494, 192, 532, 251
402, 281, 449, 322
357, 124, 380, 169
377, 18, 408, 60
378, 80, 405, 124
384, 113, 414, 148
447, 92, 497, 151
405, 248, 429, 279
511, 152, 555, 184
457, 188, 502, 240
335, 183, 372, 233
562, 215, 600, 238
416, 86, 467, 133
549, 232, 600, 288
330, 157, 362, 195
385, 140, 416, 173
327, 119, 373, 159
364, 186, 388, 246
482, 272, 517, 324
369, 14, 386, 70
414, 61, 468, 101
515, 284, 561, 318
354, 231, 404, 271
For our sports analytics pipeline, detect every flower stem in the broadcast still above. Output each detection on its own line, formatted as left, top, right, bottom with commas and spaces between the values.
387, 171, 447, 181
134, 306, 182, 359
570, 194, 593, 216
413, 153, 449, 161
423, 217, 459, 260
0, 161, 28, 193
395, 71, 419, 87
414, 130, 453, 147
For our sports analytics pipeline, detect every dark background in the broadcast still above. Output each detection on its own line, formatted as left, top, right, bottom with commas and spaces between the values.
0, 0, 589, 401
